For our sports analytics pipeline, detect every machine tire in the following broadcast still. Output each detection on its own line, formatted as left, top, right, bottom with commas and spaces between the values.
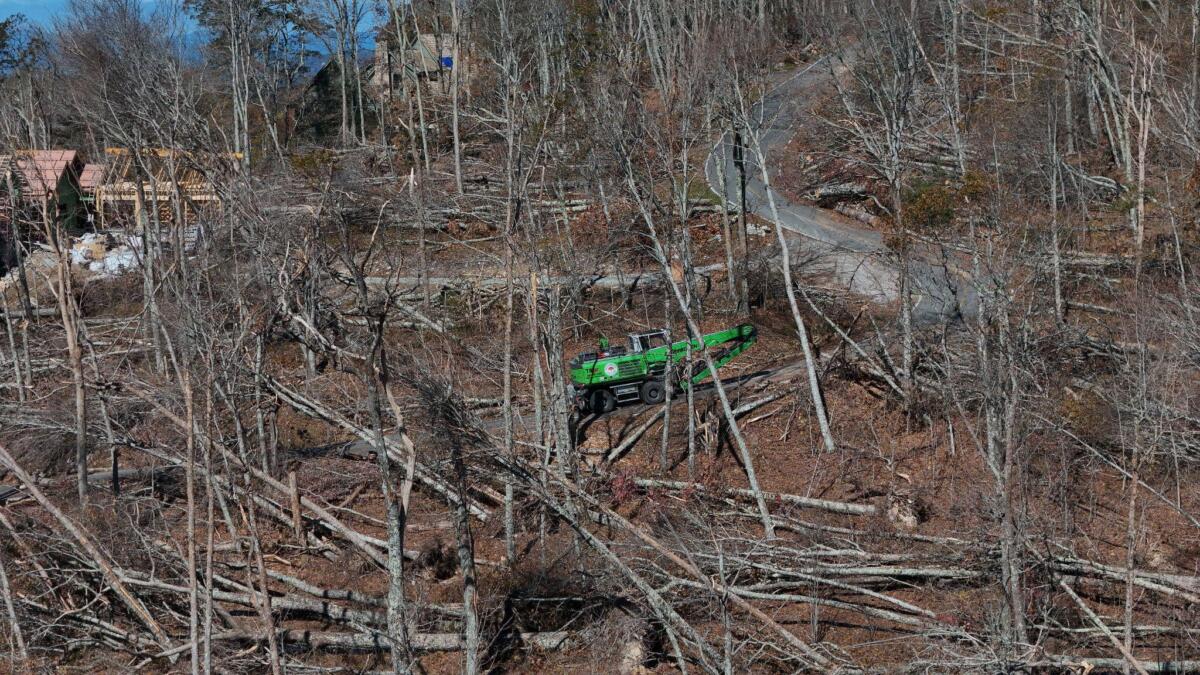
589, 388, 617, 414
639, 380, 665, 405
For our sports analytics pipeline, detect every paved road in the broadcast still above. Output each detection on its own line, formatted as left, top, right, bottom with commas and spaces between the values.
705, 57, 978, 322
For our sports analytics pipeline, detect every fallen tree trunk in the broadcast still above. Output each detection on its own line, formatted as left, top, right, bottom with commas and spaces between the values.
0, 306, 60, 320
156, 628, 571, 657
675, 578, 935, 629
605, 409, 666, 464
1049, 556, 1200, 603
19, 597, 157, 652
116, 393, 395, 569
1040, 656, 1200, 673
1056, 579, 1150, 675
263, 376, 491, 521
124, 575, 391, 627
362, 263, 725, 294
604, 391, 787, 465
505, 452, 836, 671
126, 572, 463, 629
0, 442, 174, 651
634, 478, 877, 516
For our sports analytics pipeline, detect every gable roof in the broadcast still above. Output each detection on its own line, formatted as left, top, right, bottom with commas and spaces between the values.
79, 163, 106, 192
11, 150, 78, 198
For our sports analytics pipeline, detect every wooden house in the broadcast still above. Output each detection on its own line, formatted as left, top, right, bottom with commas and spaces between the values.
0, 149, 86, 231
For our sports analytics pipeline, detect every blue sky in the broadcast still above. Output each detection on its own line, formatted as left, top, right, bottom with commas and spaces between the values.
3, 1, 180, 28
2, 0, 72, 26
4, 0, 373, 65
3, 1, 375, 43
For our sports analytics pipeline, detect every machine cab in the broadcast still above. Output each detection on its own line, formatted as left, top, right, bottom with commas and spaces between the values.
629, 329, 669, 353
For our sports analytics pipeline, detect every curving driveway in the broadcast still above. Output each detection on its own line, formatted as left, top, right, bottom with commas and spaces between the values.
705, 57, 978, 322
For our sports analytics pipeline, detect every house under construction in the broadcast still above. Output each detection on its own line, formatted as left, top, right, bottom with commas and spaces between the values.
84, 148, 232, 230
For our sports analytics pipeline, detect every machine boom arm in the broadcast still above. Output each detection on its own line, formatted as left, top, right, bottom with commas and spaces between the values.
674, 324, 758, 387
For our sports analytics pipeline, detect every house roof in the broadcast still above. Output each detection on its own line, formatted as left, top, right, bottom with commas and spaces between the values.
79, 163, 106, 192
12, 150, 78, 197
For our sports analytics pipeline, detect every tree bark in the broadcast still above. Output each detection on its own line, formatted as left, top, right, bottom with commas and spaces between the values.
0, 542, 26, 664
448, 435, 480, 674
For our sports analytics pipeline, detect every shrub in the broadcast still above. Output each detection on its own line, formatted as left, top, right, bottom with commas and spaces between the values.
905, 180, 957, 232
